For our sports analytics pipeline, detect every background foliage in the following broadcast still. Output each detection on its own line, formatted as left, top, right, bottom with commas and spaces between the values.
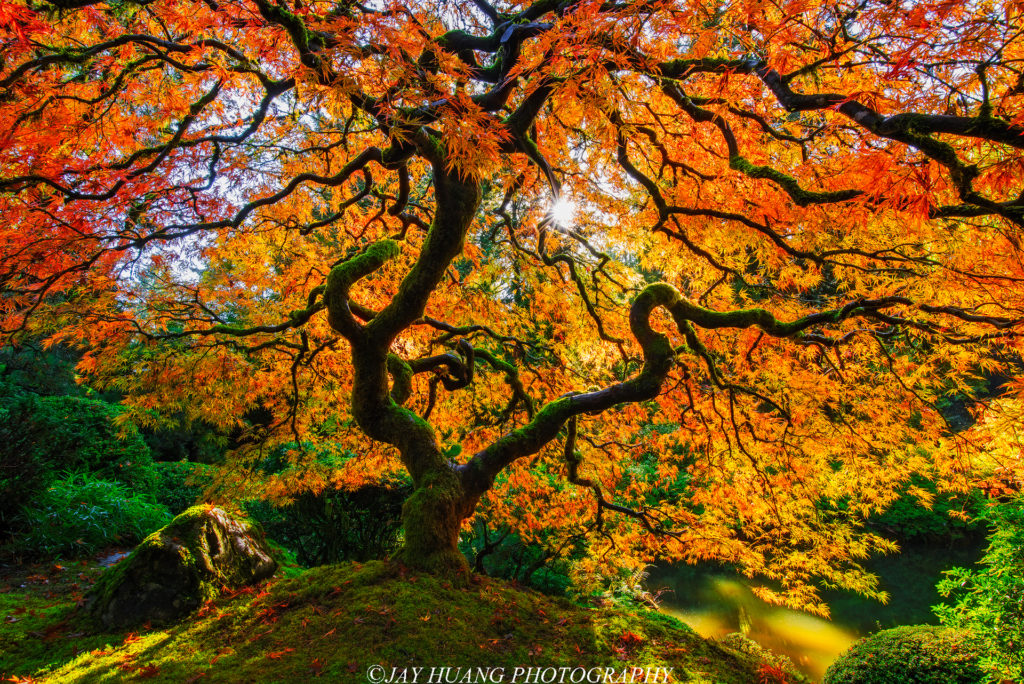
936, 497, 1024, 681
0, 381, 158, 538
11, 472, 171, 558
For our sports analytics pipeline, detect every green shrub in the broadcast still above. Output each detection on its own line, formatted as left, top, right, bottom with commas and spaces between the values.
868, 476, 983, 542
31, 394, 157, 492
935, 497, 1024, 681
244, 441, 410, 566
10, 472, 172, 558
823, 625, 989, 684
460, 521, 574, 596
1, 386, 158, 534
247, 481, 409, 566
154, 461, 215, 515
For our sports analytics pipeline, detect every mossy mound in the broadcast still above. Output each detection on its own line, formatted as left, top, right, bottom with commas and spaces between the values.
86, 505, 276, 629
28, 561, 807, 683
823, 625, 989, 684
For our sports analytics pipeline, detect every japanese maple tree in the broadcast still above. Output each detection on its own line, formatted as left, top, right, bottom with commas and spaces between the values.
2, 0, 1023, 610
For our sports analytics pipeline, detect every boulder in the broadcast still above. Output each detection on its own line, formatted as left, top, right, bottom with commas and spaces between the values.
86, 505, 277, 629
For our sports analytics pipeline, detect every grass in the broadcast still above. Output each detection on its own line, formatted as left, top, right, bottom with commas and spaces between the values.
3, 559, 805, 683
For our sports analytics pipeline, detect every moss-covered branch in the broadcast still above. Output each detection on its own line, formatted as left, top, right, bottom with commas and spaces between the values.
460, 282, 680, 496
473, 347, 534, 418
387, 342, 477, 408
459, 284, 921, 497
324, 240, 400, 341
365, 170, 481, 347
338, 162, 481, 507
728, 155, 863, 206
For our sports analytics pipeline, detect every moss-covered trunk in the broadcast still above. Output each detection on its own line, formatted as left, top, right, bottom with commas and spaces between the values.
321, 162, 483, 579
347, 344, 478, 578
393, 467, 474, 577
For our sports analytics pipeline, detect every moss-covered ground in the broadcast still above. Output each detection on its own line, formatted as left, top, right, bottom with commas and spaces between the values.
3, 558, 805, 683
0, 559, 112, 679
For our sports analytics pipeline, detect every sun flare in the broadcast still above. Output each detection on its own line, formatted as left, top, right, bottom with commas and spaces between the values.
548, 196, 576, 229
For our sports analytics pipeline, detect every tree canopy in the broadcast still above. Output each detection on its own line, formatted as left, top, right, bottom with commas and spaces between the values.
1, 0, 1022, 612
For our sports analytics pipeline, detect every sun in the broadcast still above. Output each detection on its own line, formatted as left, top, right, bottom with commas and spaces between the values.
548, 196, 576, 229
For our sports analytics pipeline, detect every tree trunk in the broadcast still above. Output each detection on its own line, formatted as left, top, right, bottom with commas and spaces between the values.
322, 163, 484, 579
393, 466, 474, 579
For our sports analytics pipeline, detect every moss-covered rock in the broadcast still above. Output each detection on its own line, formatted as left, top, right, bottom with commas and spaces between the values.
85, 506, 276, 629
824, 625, 989, 684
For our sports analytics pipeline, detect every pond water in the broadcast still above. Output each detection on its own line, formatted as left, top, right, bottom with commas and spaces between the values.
646, 540, 985, 681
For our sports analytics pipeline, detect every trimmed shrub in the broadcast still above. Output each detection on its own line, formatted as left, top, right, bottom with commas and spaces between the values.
823, 625, 989, 684
10, 472, 172, 558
